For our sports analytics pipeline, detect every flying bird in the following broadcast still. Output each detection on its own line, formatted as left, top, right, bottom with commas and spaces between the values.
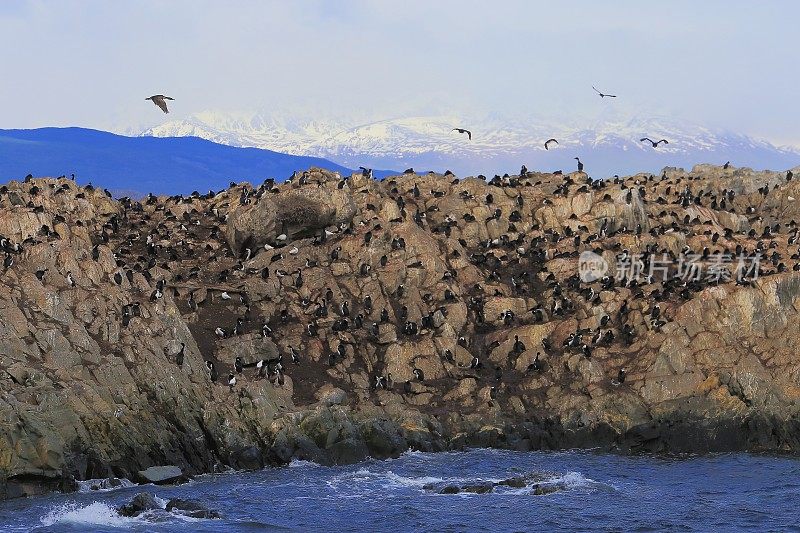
592, 86, 617, 98
640, 137, 669, 148
452, 128, 472, 140
146, 95, 174, 113
544, 138, 558, 150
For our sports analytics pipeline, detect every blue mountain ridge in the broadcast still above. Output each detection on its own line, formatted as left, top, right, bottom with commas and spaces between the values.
0, 127, 394, 196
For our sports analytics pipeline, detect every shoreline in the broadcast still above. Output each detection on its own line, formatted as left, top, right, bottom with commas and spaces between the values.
5, 407, 800, 500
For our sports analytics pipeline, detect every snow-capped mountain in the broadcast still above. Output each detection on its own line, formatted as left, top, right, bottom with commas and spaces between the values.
141, 112, 800, 178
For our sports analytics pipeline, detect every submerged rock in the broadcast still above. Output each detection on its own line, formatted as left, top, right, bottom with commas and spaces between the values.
425, 481, 493, 494
89, 477, 126, 491
532, 483, 564, 496
496, 476, 528, 488
165, 498, 221, 519
118, 492, 161, 517
461, 483, 494, 494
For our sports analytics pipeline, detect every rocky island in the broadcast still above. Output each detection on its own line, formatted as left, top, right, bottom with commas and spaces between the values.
2, 164, 800, 499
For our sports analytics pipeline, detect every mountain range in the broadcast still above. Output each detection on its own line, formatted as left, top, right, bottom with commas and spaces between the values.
0, 127, 365, 196
142, 112, 800, 178
3, 115, 798, 198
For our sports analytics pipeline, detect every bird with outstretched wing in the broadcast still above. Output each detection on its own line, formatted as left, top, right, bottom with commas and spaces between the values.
452, 128, 472, 140
592, 86, 617, 98
640, 137, 669, 148
146, 95, 174, 113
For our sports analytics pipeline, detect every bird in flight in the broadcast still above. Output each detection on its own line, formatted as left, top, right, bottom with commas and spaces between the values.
640, 137, 669, 148
544, 138, 558, 150
452, 128, 472, 140
592, 86, 617, 98
146, 95, 174, 113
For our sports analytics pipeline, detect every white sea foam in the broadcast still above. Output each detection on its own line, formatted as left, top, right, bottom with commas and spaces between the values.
77, 478, 136, 493
554, 471, 596, 488
385, 471, 446, 488
40, 501, 132, 528
533, 471, 616, 494
288, 459, 320, 469
39, 495, 211, 528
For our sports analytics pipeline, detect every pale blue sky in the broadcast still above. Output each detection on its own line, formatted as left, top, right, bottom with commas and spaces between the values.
1, 1, 797, 145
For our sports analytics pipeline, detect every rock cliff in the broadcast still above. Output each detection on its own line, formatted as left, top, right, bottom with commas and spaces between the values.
2, 163, 800, 498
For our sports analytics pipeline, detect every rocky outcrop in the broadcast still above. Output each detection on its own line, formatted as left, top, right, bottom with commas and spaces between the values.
225, 168, 357, 253
165, 498, 221, 519
118, 492, 162, 517
423, 472, 576, 495
1, 164, 800, 498
117, 492, 220, 519
136, 465, 185, 485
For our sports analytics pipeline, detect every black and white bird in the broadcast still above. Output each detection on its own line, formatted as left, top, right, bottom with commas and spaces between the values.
228, 373, 237, 391
206, 361, 218, 382
175, 343, 186, 366
276, 221, 289, 242
188, 292, 198, 311
544, 138, 558, 150
527, 353, 544, 373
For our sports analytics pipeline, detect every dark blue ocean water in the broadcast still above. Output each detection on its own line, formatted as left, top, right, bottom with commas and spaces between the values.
1, 449, 798, 532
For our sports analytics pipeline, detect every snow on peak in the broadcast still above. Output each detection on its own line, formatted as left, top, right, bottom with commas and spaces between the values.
140, 111, 800, 177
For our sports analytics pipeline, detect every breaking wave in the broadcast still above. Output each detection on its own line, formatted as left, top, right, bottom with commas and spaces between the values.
40, 502, 131, 528
77, 478, 136, 493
